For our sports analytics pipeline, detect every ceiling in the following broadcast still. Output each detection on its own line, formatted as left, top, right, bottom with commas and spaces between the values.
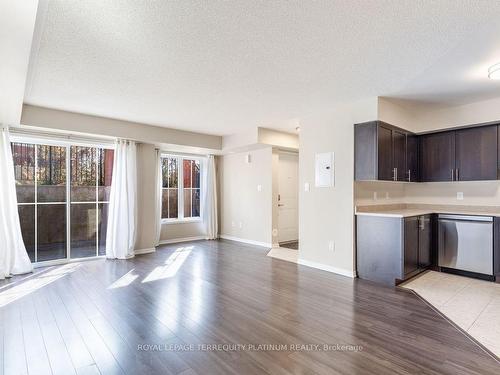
24, 0, 500, 136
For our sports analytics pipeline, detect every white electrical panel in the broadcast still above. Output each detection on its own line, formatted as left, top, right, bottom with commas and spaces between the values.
315, 152, 334, 187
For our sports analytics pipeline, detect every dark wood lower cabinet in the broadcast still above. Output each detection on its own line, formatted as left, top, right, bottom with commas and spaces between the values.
418, 215, 432, 268
404, 217, 419, 277
357, 214, 433, 286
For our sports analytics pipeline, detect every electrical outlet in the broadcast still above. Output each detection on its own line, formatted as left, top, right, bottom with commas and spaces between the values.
385, 192, 390, 199
272, 228, 278, 236
373, 192, 378, 200
239, 222, 243, 229
257, 184, 262, 192
304, 182, 310, 192
328, 241, 335, 252
457, 192, 464, 200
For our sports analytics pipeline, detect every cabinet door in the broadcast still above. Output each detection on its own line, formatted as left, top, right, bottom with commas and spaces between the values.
418, 215, 432, 268
404, 217, 419, 277
393, 130, 406, 181
377, 125, 393, 181
419, 132, 455, 182
455, 126, 498, 181
407, 135, 419, 182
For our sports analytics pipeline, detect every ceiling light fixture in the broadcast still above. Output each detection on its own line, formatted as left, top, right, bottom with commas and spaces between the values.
488, 63, 500, 80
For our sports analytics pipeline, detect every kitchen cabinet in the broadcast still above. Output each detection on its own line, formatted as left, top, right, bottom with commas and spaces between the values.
354, 121, 410, 181
356, 120, 500, 182
404, 215, 432, 279
418, 215, 432, 268
419, 132, 455, 182
393, 130, 407, 181
406, 135, 419, 182
377, 124, 393, 181
356, 214, 433, 285
404, 217, 419, 277
455, 126, 498, 181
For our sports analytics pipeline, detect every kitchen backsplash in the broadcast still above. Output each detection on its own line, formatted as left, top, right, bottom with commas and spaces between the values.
355, 181, 500, 206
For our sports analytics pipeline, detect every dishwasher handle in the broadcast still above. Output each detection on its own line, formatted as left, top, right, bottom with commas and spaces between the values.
438, 214, 493, 222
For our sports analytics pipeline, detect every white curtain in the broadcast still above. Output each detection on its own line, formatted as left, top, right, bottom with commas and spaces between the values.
153, 148, 162, 246
203, 155, 218, 239
0, 127, 33, 278
106, 139, 137, 259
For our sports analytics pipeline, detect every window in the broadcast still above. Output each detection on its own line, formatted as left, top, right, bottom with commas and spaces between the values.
11, 140, 114, 263
161, 155, 201, 221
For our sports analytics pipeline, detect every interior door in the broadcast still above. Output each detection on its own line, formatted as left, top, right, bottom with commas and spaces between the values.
455, 126, 498, 181
419, 132, 455, 182
278, 152, 299, 243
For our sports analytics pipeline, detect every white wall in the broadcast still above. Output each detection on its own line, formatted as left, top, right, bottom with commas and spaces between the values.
299, 98, 377, 277
378, 96, 500, 134
135, 143, 157, 251
219, 147, 273, 246
21, 105, 222, 151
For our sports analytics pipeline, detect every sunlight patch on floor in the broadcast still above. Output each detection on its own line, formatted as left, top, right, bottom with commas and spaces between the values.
108, 268, 139, 289
142, 246, 193, 283
0, 263, 80, 307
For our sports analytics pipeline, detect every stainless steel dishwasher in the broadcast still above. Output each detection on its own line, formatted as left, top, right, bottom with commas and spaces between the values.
438, 214, 493, 276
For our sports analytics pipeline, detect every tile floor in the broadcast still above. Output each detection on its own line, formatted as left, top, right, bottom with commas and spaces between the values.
279, 241, 299, 250
401, 271, 500, 357
267, 247, 299, 263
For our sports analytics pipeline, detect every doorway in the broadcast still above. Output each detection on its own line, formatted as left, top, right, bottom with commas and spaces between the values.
277, 151, 299, 249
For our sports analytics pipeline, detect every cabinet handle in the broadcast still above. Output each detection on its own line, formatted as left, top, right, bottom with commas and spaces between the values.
407, 169, 411, 182
393, 168, 397, 181
395, 168, 398, 181
451, 169, 454, 181
456, 168, 459, 181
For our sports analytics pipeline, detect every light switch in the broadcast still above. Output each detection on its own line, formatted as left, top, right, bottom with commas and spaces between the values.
257, 184, 262, 192
457, 192, 464, 200
304, 182, 310, 192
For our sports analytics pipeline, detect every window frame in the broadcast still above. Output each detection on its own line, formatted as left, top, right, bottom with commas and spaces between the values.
161, 154, 203, 224
10, 134, 115, 266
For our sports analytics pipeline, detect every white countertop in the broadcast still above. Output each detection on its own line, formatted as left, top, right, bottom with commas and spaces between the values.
355, 206, 500, 218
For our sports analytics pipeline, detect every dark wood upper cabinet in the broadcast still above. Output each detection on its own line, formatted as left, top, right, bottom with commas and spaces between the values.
419, 132, 455, 182
407, 135, 419, 182
377, 125, 393, 181
455, 126, 497, 181
356, 121, 500, 182
355, 121, 410, 181
393, 130, 407, 181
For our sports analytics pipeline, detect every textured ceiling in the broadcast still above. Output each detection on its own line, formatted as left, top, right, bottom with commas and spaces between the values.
25, 0, 500, 135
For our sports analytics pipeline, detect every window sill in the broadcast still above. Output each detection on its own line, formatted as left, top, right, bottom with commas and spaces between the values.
161, 217, 202, 225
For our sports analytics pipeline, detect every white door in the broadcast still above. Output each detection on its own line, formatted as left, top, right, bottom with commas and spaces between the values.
278, 152, 299, 243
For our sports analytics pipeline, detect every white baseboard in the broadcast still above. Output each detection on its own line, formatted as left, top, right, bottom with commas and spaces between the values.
297, 258, 356, 278
135, 247, 156, 255
158, 236, 206, 245
219, 234, 272, 248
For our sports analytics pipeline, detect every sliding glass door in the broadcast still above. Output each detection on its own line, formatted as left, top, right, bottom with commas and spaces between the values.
11, 140, 114, 264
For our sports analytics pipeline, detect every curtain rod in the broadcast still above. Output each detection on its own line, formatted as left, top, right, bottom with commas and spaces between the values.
8, 126, 116, 146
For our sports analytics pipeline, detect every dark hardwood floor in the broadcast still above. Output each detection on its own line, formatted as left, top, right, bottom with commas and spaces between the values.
0, 239, 498, 374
